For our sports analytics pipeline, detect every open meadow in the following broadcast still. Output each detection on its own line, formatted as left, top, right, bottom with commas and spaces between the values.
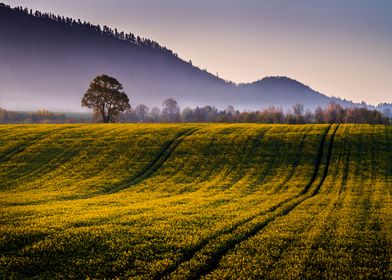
0, 124, 391, 279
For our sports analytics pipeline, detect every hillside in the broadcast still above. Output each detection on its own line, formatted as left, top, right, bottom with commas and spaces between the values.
0, 4, 355, 112
0, 4, 233, 111
0, 124, 391, 278
239, 76, 336, 109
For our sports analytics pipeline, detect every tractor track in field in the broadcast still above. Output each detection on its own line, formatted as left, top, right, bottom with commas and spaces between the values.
0, 127, 81, 192
155, 128, 224, 190
323, 125, 346, 194
61, 127, 199, 200
310, 124, 339, 196
103, 127, 199, 194
4, 128, 199, 205
0, 126, 125, 194
272, 129, 309, 193
214, 127, 269, 191
338, 126, 350, 194
238, 126, 294, 195
303, 125, 389, 279
0, 128, 65, 165
156, 124, 339, 279
259, 125, 344, 278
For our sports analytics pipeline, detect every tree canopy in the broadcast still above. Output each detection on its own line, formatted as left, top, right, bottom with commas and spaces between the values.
82, 75, 130, 123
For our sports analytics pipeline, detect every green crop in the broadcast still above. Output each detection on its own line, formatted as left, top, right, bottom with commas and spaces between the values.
0, 124, 391, 279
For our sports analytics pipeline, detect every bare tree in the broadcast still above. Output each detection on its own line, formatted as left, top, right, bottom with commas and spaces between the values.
314, 106, 324, 123
324, 102, 344, 123
162, 98, 180, 122
225, 105, 236, 115
293, 103, 304, 116
150, 107, 160, 122
291, 104, 305, 123
135, 104, 149, 122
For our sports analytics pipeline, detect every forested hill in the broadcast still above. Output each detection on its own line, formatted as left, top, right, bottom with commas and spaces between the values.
0, 3, 369, 111
0, 3, 234, 111
238, 77, 335, 110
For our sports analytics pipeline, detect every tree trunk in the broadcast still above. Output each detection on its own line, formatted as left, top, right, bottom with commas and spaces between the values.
102, 113, 109, 123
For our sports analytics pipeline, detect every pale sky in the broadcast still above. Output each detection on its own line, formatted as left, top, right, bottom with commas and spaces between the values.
6, 0, 392, 104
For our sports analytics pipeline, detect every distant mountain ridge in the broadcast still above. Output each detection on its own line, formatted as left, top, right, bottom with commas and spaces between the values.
238, 76, 336, 110
0, 3, 386, 112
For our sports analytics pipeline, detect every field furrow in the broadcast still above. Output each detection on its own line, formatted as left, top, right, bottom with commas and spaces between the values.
0, 124, 390, 279
101, 128, 199, 194
160, 125, 337, 279
0, 126, 61, 164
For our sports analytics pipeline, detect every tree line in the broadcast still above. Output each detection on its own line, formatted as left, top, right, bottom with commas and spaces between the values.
2, 73, 390, 124
1, 3, 176, 56
0, 109, 79, 124
115, 102, 390, 125
80, 75, 390, 125
1, 102, 390, 125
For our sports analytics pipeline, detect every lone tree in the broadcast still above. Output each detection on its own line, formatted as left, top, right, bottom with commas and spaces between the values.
82, 75, 130, 123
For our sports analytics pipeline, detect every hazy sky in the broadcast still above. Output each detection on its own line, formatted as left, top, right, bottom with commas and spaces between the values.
6, 0, 392, 104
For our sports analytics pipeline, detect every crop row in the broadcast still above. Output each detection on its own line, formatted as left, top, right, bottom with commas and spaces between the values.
0, 124, 391, 279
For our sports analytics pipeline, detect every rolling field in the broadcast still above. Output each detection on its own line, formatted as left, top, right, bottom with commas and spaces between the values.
0, 124, 391, 279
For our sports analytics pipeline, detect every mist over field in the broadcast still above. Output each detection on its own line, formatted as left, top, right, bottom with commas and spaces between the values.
1, 1, 391, 279
2, 3, 390, 113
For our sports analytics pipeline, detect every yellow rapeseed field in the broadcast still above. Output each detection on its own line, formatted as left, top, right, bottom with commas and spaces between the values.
0, 124, 391, 279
